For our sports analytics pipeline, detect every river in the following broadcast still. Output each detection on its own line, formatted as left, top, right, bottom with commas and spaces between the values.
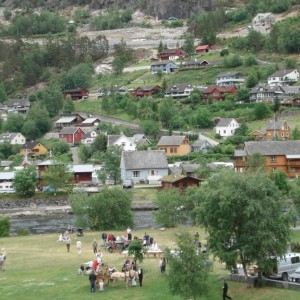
9, 210, 156, 235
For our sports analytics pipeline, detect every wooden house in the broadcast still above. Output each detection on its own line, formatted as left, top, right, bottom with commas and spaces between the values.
63, 88, 89, 100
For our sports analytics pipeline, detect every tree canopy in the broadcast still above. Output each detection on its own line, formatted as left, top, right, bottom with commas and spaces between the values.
197, 169, 291, 277
13, 166, 38, 197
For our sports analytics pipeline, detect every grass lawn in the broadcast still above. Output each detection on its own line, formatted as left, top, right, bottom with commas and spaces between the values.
1, 227, 300, 299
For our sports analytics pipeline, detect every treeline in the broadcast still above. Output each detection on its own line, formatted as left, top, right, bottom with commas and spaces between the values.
0, 35, 109, 94
229, 15, 300, 54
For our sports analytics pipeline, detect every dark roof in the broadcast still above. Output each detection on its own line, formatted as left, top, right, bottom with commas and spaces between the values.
216, 118, 238, 127
184, 60, 209, 66
165, 83, 193, 93
195, 44, 211, 50
216, 71, 244, 78
5, 98, 30, 107
122, 150, 168, 169
59, 127, 83, 134
157, 135, 187, 146
192, 139, 212, 148
151, 60, 177, 66
160, 174, 201, 183
269, 69, 297, 78
107, 135, 120, 146
250, 84, 285, 94
21, 141, 40, 149
265, 120, 287, 130
181, 163, 201, 173
242, 141, 300, 156
0, 132, 20, 141
159, 49, 183, 55
203, 85, 237, 94
63, 88, 89, 93
134, 85, 160, 92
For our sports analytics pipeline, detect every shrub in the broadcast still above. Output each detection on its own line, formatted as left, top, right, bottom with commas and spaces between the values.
291, 242, 300, 252
220, 48, 229, 56
17, 228, 29, 236
0, 217, 10, 237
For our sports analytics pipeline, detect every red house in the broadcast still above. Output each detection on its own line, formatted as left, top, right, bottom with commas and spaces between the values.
63, 88, 89, 100
195, 44, 211, 54
59, 127, 86, 144
72, 164, 94, 184
131, 85, 161, 98
202, 86, 237, 102
159, 48, 186, 61
160, 175, 202, 190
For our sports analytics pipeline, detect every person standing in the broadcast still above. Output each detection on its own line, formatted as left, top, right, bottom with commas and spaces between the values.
89, 271, 97, 292
102, 232, 107, 246
76, 240, 82, 255
138, 267, 143, 287
66, 236, 71, 252
159, 258, 166, 273
0, 249, 6, 271
222, 278, 232, 300
98, 279, 104, 292
92, 239, 98, 254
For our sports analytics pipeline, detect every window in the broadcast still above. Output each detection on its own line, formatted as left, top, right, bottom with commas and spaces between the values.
150, 170, 155, 176
285, 132, 289, 137
271, 167, 277, 172
271, 156, 276, 163
291, 256, 300, 264
133, 171, 140, 178
289, 167, 296, 173
281, 132, 284, 137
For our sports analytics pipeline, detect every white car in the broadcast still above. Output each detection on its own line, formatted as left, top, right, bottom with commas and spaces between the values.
289, 266, 300, 282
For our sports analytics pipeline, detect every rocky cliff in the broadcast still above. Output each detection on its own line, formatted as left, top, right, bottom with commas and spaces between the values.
90, 0, 219, 19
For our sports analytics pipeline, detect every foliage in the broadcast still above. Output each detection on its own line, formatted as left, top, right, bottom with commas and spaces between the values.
63, 97, 75, 114
13, 166, 38, 197
197, 169, 292, 276
140, 120, 160, 135
289, 176, 300, 216
292, 127, 300, 140
245, 153, 267, 173
182, 35, 195, 56
17, 228, 29, 236
0, 217, 10, 237
0, 82, 7, 103
164, 232, 211, 300
153, 189, 189, 227
269, 170, 290, 194
253, 102, 272, 120
97, 145, 122, 184
69, 188, 133, 230
41, 163, 74, 192
244, 55, 257, 66
223, 54, 243, 68
220, 48, 229, 56
128, 239, 144, 262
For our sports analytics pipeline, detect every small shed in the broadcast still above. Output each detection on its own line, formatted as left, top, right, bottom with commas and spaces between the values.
160, 175, 202, 190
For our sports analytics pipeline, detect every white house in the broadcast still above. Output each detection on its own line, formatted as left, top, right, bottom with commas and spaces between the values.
107, 133, 137, 151
165, 83, 195, 99
216, 72, 245, 86
252, 13, 275, 34
215, 118, 240, 139
150, 61, 179, 74
0, 132, 26, 145
268, 69, 299, 86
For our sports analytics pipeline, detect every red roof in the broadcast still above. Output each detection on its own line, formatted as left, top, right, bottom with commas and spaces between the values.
203, 86, 237, 94
195, 45, 211, 51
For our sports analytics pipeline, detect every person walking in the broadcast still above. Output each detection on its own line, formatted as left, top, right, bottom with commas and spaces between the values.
89, 271, 97, 292
138, 267, 143, 287
92, 239, 98, 254
222, 278, 232, 300
65, 236, 71, 252
76, 240, 82, 255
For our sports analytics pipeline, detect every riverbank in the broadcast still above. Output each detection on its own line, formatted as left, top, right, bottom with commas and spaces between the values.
0, 196, 157, 218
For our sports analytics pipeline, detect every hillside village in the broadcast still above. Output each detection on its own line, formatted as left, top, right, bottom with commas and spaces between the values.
0, 1, 300, 193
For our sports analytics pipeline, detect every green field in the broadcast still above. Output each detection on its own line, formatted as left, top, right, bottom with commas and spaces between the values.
1, 226, 300, 299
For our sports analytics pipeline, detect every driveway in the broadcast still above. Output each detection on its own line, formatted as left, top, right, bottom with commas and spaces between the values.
70, 146, 79, 164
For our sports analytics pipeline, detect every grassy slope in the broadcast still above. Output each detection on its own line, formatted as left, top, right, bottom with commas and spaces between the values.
1, 227, 300, 299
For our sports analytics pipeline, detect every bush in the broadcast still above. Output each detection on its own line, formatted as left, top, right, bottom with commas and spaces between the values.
0, 217, 10, 237
220, 49, 229, 56
17, 228, 29, 236
291, 242, 300, 252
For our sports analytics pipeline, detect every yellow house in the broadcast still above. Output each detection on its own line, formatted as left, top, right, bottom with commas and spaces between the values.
20, 141, 48, 157
157, 135, 190, 156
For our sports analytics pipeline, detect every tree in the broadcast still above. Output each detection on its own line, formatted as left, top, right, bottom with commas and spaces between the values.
153, 189, 189, 227
158, 40, 164, 53
269, 170, 289, 194
98, 145, 122, 184
63, 97, 75, 114
292, 127, 300, 140
273, 97, 280, 113
197, 169, 291, 278
245, 72, 259, 88
41, 163, 74, 192
183, 35, 195, 56
290, 176, 300, 216
13, 166, 38, 197
236, 87, 250, 102
254, 102, 271, 120
245, 153, 267, 173
69, 187, 133, 230
91, 134, 107, 152
158, 99, 177, 128
3, 113, 25, 132
128, 239, 144, 263
112, 56, 125, 75
0, 82, 7, 103
234, 122, 249, 136
140, 120, 160, 136
164, 232, 211, 300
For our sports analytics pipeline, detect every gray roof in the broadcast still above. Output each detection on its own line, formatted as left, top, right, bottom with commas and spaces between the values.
0, 161, 13, 167
165, 83, 194, 93
0, 132, 20, 141
265, 120, 287, 130
157, 135, 186, 146
216, 118, 238, 127
59, 127, 83, 134
241, 141, 300, 156
192, 139, 212, 147
0, 171, 15, 180
269, 69, 297, 78
151, 60, 178, 67
82, 118, 100, 124
107, 135, 121, 146
55, 116, 77, 124
250, 84, 285, 94
122, 150, 168, 169
70, 164, 94, 173
181, 163, 201, 173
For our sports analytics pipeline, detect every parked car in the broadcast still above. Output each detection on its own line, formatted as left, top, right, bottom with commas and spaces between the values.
122, 180, 134, 189
289, 266, 300, 282
42, 185, 57, 192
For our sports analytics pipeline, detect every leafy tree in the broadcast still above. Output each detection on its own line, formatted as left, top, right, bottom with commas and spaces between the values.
153, 189, 189, 227
0, 217, 10, 237
197, 169, 291, 277
164, 232, 211, 300
244, 55, 257, 66
290, 176, 300, 216
91, 134, 107, 152
63, 97, 75, 114
285, 58, 297, 69
78, 144, 92, 163
3, 113, 25, 132
13, 166, 38, 197
269, 170, 289, 194
98, 145, 122, 184
0, 83, 7, 103
21, 119, 40, 140
39, 84, 64, 117
245, 153, 267, 173
42, 138, 70, 156
158, 99, 177, 128
62, 63, 93, 89
254, 102, 271, 120
69, 187, 133, 230
220, 48, 229, 56
128, 239, 144, 263
273, 97, 280, 113
112, 56, 125, 75
292, 127, 300, 140
41, 163, 74, 192
158, 40, 164, 53
246, 72, 259, 88
223, 54, 243, 68
192, 108, 213, 128
236, 87, 250, 102
140, 120, 160, 136
234, 122, 249, 136
183, 35, 195, 56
